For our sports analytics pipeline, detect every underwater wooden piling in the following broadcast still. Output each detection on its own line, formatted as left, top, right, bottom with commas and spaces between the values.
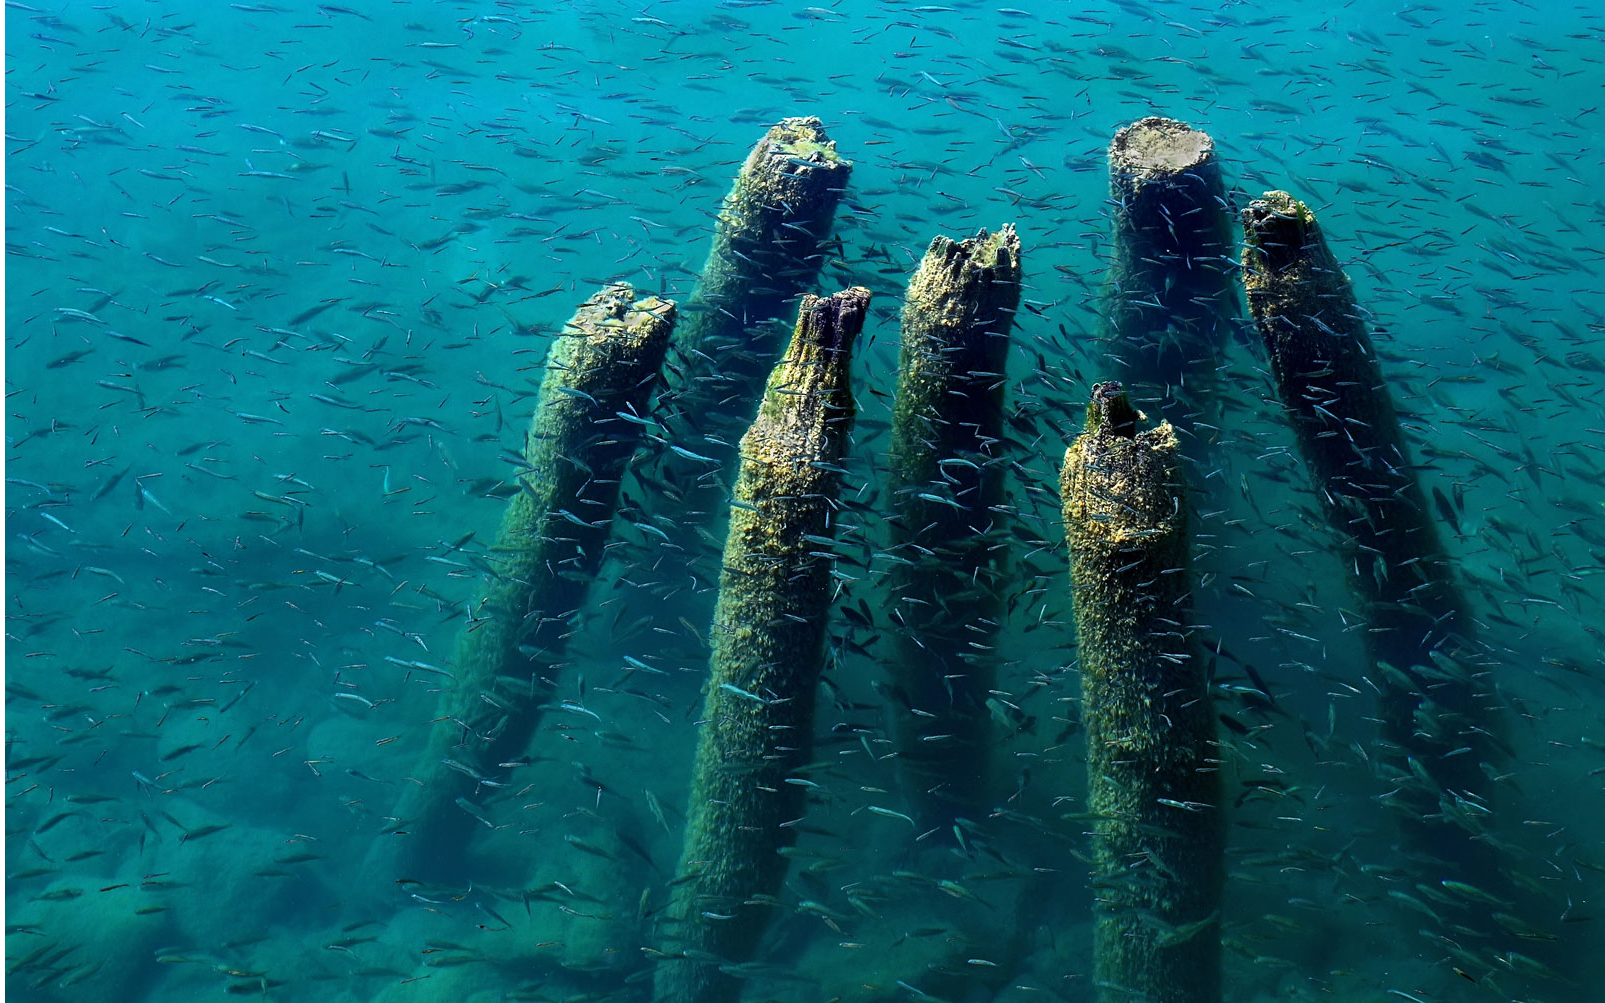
381, 283, 674, 876
671, 116, 851, 380
1101, 117, 1238, 449
885, 225, 1021, 831
654, 287, 869, 1003
1240, 190, 1500, 873
1061, 382, 1223, 1003
653, 116, 852, 560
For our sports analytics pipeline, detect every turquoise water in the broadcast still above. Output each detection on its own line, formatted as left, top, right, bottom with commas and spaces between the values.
6, 2, 1603, 1001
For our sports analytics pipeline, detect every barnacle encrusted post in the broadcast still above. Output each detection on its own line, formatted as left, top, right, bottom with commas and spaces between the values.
1101, 117, 1237, 450
653, 117, 852, 559
1061, 383, 1222, 1003
382, 283, 674, 877
885, 225, 1021, 830
1241, 190, 1500, 874
654, 287, 869, 1003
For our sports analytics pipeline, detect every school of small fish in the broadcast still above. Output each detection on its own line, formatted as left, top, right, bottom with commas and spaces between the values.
5, 2, 1603, 1003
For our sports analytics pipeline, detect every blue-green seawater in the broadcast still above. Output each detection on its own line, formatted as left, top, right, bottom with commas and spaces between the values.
5, 2, 1603, 1002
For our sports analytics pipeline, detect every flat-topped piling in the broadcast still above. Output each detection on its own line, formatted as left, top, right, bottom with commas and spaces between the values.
1101, 117, 1238, 450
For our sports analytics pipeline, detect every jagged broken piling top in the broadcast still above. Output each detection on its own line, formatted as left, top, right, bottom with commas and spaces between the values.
900, 224, 1021, 339
741, 286, 869, 494
1109, 115, 1217, 184
1239, 190, 1347, 307
1238, 190, 1389, 433
1061, 382, 1185, 552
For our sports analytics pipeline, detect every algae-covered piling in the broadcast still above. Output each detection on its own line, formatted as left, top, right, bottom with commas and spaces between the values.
1101, 117, 1237, 447
1061, 383, 1222, 1003
885, 225, 1021, 829
1240, 190, 1499, 871
653, 117, 852, 555
673, 116, 851, 378
655, 287, 869, 1003
384, 283, 674, 875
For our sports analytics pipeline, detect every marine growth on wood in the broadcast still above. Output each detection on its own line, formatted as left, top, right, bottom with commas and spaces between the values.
1061, 382, 1224, 1003
655, 287, 870, 1003
886, 224, 1022, 830
380, 283, 675, 878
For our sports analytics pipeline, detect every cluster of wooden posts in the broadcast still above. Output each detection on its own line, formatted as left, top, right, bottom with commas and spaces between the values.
379, 116, 1496, 1003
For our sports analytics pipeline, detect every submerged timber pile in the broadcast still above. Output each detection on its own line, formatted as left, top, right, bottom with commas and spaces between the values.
652, 116, 852, 575
1240, 192, 1504, 878
319, 117, 1530, 1001
885, 225, 1021, 829
1100, 117, 1238, 453
655, 288, 869, 1003
1061, 383, 1222, 1003
378, 284, 676, 877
